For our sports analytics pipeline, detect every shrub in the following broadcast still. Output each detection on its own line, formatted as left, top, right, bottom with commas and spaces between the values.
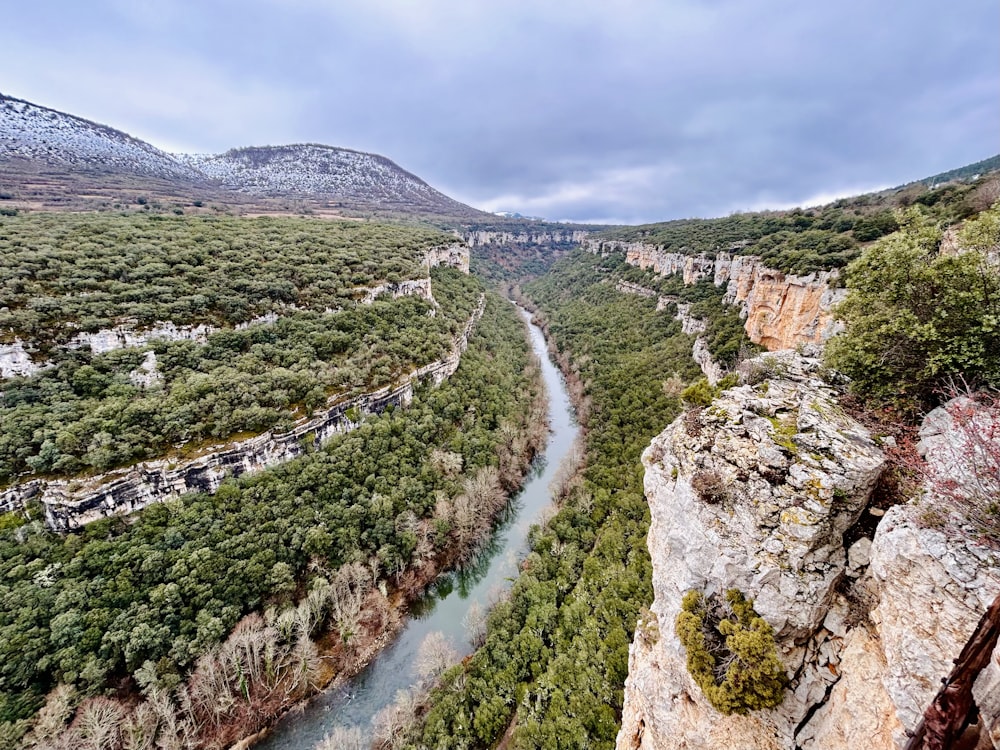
681, 378, 717, 406
675, 589, 788, 715
825, 206, 1000, 407
691, 470, 728, 504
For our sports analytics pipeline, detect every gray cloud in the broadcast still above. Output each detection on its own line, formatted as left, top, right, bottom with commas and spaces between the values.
1, 0, 997, 223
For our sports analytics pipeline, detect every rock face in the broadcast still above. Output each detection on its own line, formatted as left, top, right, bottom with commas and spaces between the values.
460, 229, 589, 247
617, 356, 1000, 750
587, 240, 846, 351
617, 350, 885, 749
0, 296, 485, 531
613, 280, 723, 384
0, 245, 469, 379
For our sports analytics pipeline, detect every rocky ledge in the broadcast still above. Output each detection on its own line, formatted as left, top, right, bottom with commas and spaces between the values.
587, 240, 847, 351
1, 295, 485, 532
617, 350, 1000, 749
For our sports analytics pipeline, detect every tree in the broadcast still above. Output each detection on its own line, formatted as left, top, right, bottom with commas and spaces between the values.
825, 208, 1000, 406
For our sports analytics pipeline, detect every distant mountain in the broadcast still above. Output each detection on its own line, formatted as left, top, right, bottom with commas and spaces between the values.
0, 93, 486, 219
179, 144, 477, 216
0, 94, 201, 180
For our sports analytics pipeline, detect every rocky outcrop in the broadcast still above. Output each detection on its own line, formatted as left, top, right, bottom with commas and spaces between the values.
587, 240, 846, 351
1, 296, 485, 531
617, 349, 885, 749
0, 339, 41, 378
613, 281, 722, 384
355, 277, 434, 306
617, 354, 1000, 750
427, 242, 471, 273
0, 245, 470, 379
460, 229, 588, 247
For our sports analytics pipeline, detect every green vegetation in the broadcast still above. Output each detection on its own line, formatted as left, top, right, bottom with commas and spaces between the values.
675, 589, 788, 715
404, 250, 702, 749
598, 173, 997, 274
0, 268, 480, 483
825, 205, 1000, 407
600, 253, 760, 369
0, 293, 542, 739
0, 212, 448, 343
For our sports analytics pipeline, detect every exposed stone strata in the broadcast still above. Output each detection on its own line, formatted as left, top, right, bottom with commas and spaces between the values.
0, 245, 470, 379
586, 240, 847, 351
617, 357, 1000, 750
867, 506, 1000, 744
613, 280, 721, 384
1, 295, 485, 531
426, 242, 471, 273
459, 229, 588, 247
0, 339, 40, 378
617, 350, 885, 749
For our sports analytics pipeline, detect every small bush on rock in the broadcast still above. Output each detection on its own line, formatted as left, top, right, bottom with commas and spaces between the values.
691, 470, 728, 504
675, 589, 788, 715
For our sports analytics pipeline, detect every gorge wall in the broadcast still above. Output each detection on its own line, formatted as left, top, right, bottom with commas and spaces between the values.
1, 293, 484, 532
587, 240, 846, 351
460, 229, 589, 248
0, 243, 470, 379
616, 350, 1000, 750
614, 280, 724, 385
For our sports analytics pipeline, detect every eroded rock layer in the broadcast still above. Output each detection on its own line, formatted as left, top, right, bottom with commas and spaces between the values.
1, 295, 485, 531
617, 352, 1000, 750
587, 240, 846, 351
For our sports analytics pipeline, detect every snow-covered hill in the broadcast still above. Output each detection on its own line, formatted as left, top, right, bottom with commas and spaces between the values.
0, 94, 201, 180
180, 145, 475, 214
1, 94, 484, 217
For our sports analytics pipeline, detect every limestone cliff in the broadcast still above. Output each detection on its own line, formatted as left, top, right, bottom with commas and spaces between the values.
1, 295, 485, 531
614, 280, 723, 384
460, 229, 588, 247
0, 244, 469, 379
588, 240, 846, 351
616, 351, 1000, 750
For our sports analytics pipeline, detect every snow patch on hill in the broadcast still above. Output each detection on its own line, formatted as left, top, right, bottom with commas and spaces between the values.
179, 145, 472, 212
0, 94, 201, 179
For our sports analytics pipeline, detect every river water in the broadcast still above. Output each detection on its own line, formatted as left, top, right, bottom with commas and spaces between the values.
255, 305, 579, 749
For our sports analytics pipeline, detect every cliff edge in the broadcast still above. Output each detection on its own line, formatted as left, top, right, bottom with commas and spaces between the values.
617, 350, 1000, 749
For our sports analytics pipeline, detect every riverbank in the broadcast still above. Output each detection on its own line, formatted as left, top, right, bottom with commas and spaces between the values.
249, 303, 580, 749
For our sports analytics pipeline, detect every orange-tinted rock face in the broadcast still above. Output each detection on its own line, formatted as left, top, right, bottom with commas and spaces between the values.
723, 260, 846, 350
588, 241, 845, 351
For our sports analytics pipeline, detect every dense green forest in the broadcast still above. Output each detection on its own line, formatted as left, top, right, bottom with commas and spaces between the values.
0, 213, 448, 343
404, 251, 703, 749
0, 267, 479, 484
598, 172, 997, 274
0, 292, 545, 747
826, 202, 1000, 408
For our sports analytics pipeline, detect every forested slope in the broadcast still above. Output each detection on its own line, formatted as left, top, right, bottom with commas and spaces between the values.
403, 252, 705, 748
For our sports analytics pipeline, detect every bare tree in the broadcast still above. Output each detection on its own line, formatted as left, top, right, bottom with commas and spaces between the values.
372, 689, 419, 750
67, 696, 127, 750
462, 600, 487, 649
22, 684, 76, 749
315, 725, 368, 750
415, 631, 459, 683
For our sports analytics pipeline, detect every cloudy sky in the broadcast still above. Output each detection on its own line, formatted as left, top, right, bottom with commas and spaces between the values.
2, 0, 998, 223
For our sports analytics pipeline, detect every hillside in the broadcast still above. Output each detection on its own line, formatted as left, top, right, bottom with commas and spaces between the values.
596, 164, 1000, 275
180, 145, 481, 217
0, 95, 201, 181
0, 94, 488, 220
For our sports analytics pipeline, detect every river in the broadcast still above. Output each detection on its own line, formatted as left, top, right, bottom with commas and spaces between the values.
255, 304, 579, 748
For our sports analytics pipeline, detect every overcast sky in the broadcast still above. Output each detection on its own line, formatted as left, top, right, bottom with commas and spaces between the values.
2, 0, 998, 223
